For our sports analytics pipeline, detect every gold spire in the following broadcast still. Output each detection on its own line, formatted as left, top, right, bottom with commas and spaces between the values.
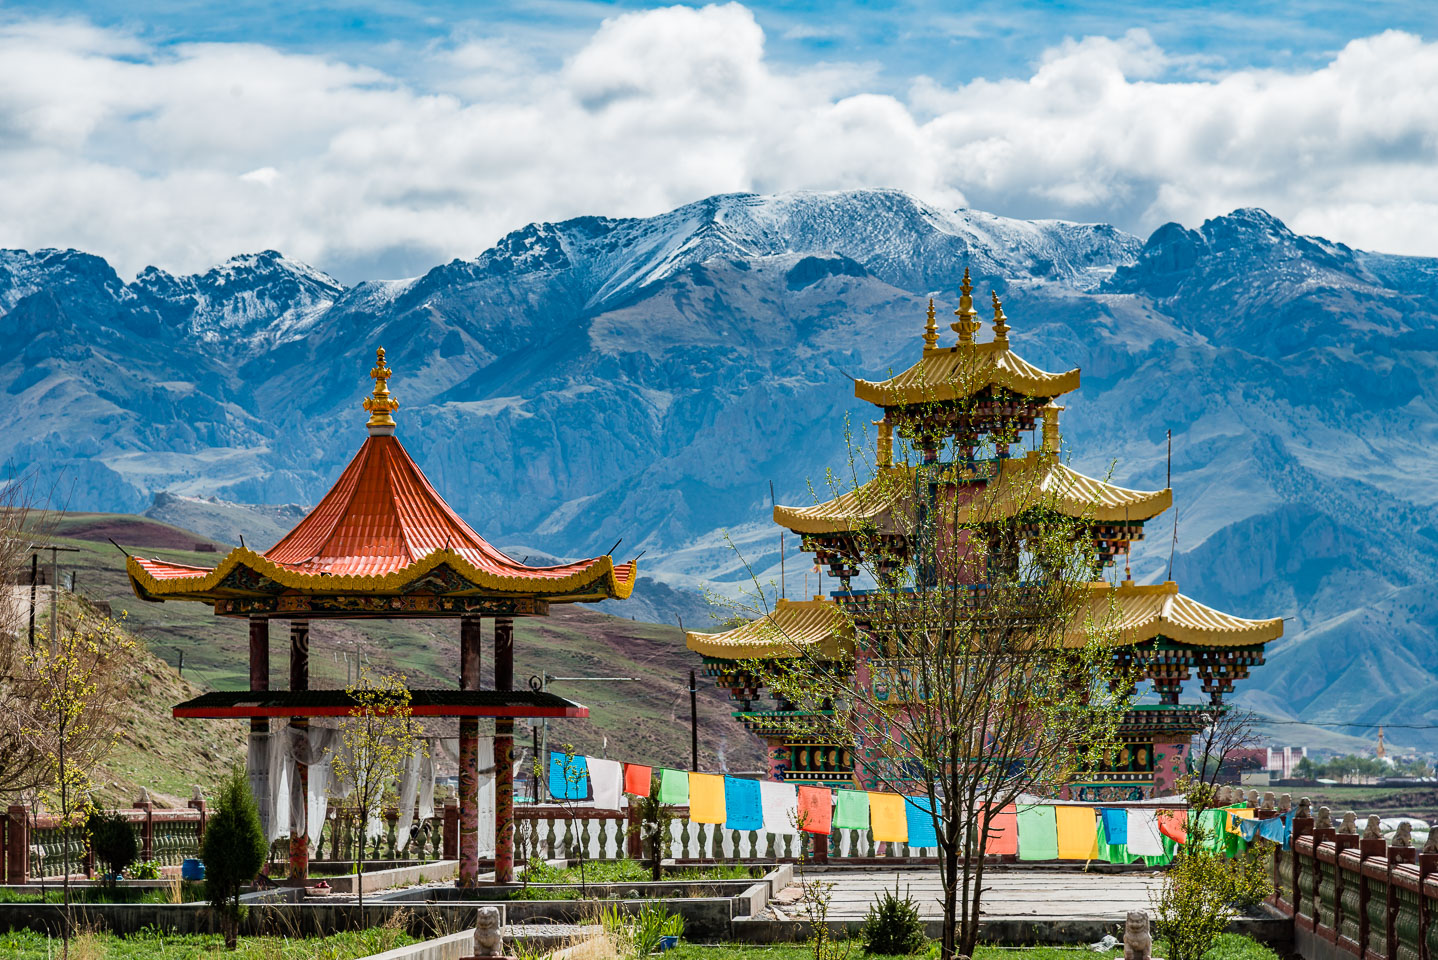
990, 291, 1010, 346
923, 298, 938, 350
951, 268, 981, 344
873, 418, 893, 467
363, 347, 399, 435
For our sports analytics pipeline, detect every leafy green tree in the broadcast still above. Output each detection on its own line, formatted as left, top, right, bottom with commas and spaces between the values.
202, 767, 268, 950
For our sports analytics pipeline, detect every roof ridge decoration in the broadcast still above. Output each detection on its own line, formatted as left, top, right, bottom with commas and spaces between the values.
363, 347, 399, 436
950, 267, 981, 345
923, 299, 938, 350
990, 291, 1010, 347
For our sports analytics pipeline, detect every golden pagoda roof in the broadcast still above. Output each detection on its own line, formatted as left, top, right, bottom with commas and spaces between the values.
771, 454, 1168, 536
126, 349, 636, 611
691, 583, 1280, 662
979, 453, 1171, 524
686, 599, 852, 659
1069, 581, 1283, 647
855, 339, 1080, 407
772, 468, 911, 535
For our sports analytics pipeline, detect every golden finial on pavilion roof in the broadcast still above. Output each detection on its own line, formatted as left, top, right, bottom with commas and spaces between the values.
363, 347, 399, 435
923, 298, 938, 350
990, 291, 1010, 347
951, 268, 981, 344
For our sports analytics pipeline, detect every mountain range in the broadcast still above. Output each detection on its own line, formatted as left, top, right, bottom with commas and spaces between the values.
3, 188, 1435, 751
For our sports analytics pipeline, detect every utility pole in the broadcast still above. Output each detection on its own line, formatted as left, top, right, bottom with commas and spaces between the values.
689, 669, 699, 772
28, 554, 36, 650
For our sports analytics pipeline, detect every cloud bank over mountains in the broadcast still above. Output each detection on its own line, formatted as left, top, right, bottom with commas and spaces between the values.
2, 4, 1436, 281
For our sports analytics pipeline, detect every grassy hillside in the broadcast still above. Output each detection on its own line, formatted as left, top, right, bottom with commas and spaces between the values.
35, 512, 767, 787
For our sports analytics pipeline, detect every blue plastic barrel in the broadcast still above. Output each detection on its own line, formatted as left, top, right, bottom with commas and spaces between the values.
181, 858, 206, 881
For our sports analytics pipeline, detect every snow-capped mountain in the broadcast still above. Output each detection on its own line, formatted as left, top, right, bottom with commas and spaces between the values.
2, 188, 1435, 748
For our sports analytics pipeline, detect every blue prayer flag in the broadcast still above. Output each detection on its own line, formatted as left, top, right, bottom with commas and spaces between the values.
904, 796, 939, 848
1099, 807, 1128, 845
549, 753, 589, 801
724, 776, 763, 831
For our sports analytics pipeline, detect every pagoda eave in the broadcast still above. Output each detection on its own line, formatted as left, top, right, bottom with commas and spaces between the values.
173, 689, 589, 719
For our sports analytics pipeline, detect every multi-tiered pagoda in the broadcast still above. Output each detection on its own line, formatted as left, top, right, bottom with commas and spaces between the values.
687, 272, 1281, 801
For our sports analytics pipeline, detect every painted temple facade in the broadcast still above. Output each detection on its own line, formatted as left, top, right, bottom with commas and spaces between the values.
686, 272, 1282, 801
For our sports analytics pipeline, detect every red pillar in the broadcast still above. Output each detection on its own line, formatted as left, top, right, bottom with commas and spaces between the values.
494, 617, 515, 884
458, 616, 483, 886
289, 620, 309, 881
6, 805, 27, 884
135, 791, 155, 863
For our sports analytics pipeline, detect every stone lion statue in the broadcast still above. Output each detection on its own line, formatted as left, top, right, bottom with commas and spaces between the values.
1296, 797, 1312, 819
1316, 806, 1332, 830
1424, 826, 1438, 855
1392, 822, 1414, 848
1124, 910, 1152, 960
1339, 812, 1358, 835
474, 905, 504, 958
1363, 815, 1383, 841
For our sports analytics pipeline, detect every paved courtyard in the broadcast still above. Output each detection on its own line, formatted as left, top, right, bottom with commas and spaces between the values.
784, 868, 1163, 920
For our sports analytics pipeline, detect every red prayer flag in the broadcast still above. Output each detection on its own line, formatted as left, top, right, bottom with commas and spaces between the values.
1158, 809, 1187, 844
797, 786, 832, 834
982, 804, 1018, 856
623, 763, 652, 797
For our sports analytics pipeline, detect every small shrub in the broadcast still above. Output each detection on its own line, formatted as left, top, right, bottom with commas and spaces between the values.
859, 879, 928, 956
1151, 841, 1274, 960
129, 859, 162, 880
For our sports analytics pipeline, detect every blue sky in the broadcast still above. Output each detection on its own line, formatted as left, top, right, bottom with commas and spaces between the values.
13, 0, 1433, 87
0, 1, 1435, 280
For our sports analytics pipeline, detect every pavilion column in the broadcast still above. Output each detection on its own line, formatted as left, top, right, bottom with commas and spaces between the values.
289, 620, 309, 882
248, 618, 272, 840
458, 616, 483, 887
494, 617, 515, 884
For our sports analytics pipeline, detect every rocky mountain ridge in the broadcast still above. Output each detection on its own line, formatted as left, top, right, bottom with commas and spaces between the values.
2, 188, 1435, 750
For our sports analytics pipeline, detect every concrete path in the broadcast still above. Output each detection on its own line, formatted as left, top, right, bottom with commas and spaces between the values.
793, 869, 1163, 920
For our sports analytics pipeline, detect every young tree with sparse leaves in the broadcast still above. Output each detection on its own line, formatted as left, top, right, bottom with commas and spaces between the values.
330, 667, 421, 908
17, 606, 134, 958
723, 360, 1134, 960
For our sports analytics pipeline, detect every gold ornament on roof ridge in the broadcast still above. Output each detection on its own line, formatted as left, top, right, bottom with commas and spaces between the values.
923, 298, 938, 349
363, 347, 400, 434
951, 267, 981, 344
990, 291, 1010, 346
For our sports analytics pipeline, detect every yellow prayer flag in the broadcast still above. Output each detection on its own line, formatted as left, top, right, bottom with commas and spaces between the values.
689, 773, 726, 824
869, 792, 908, 843
1227, 808, 1256, 835
1055, 805, 1099, 860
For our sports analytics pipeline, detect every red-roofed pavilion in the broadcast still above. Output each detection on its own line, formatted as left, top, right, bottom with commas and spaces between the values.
127, 348, 636, 885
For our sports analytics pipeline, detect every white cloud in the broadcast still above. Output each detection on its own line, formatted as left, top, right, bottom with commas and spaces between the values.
0, 8, 1435, 281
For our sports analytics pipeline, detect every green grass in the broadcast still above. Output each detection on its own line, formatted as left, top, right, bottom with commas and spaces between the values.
0, 926, 419, 959
661, 934, 1278, 960
523, 859, 760, 885
0, 883, 205, 904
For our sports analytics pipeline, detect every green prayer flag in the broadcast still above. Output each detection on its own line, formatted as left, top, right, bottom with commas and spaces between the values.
657, 768, 689, 805
833, 789, 870, 830
1016, 804, 1059, 860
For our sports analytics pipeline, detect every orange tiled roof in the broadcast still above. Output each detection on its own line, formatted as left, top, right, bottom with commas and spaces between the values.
127, 349, 635, 606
